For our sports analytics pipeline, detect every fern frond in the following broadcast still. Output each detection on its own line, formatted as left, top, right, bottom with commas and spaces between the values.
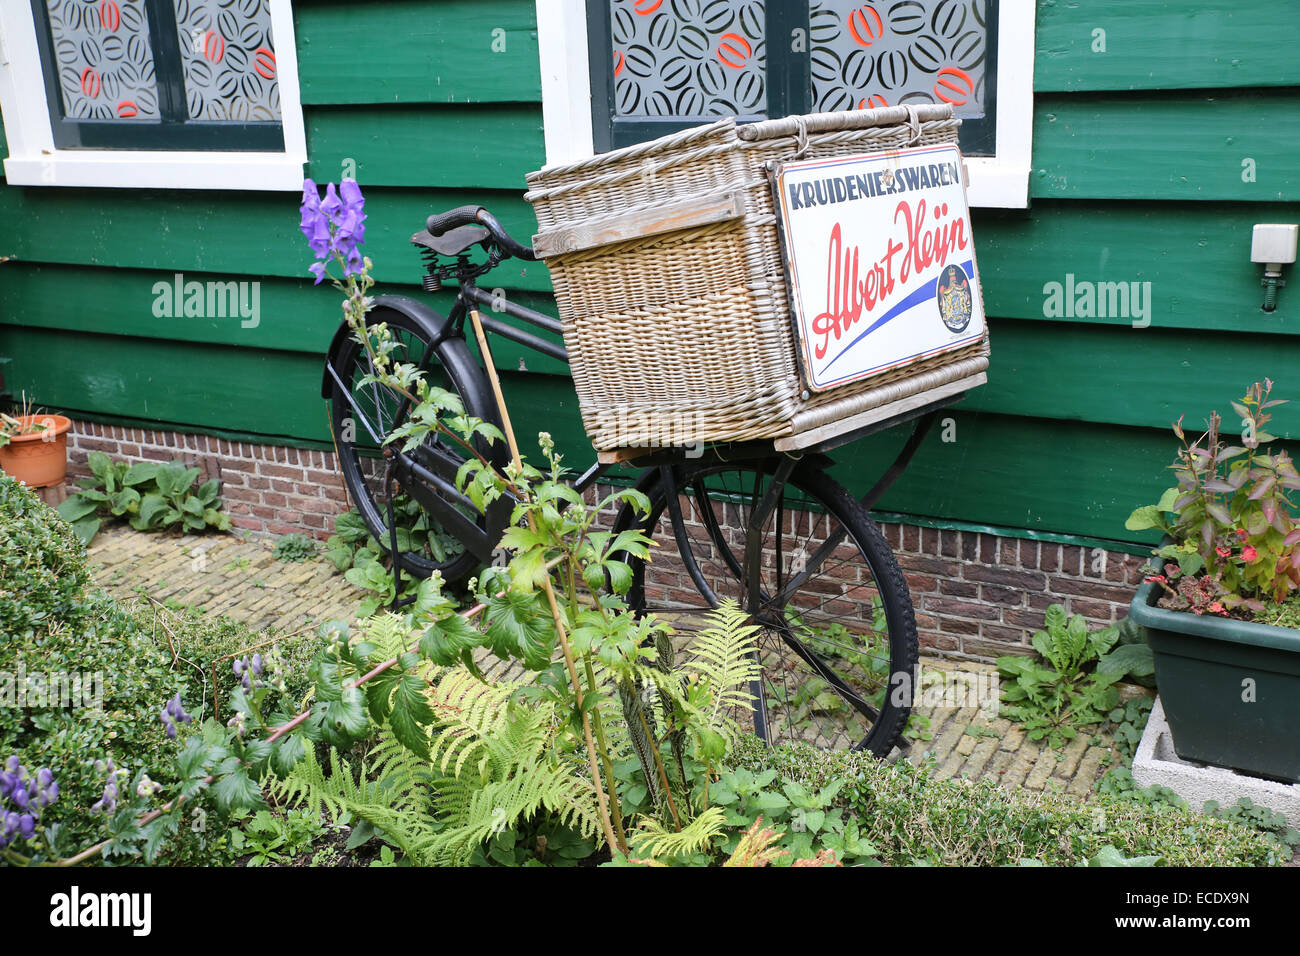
681, 600, 761, 742
423, 758, 602, 865
629, 806, 727, 861
358, 611, 421, 660
269, 748, 440, 863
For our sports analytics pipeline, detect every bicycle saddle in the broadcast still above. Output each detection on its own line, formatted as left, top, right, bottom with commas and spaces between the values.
409, 224, 489, 257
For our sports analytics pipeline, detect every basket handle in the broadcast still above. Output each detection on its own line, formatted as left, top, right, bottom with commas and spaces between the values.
736, 104, 954, 143
532, 189, 746, 258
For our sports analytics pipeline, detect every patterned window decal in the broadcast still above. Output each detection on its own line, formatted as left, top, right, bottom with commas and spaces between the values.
809, 0, 988, 119
44, 0, 161, 121
173, 0, 280, 121
609, 0, 768, 119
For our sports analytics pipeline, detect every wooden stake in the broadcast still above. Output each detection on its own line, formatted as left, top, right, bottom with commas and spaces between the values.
467, 308, 626, 856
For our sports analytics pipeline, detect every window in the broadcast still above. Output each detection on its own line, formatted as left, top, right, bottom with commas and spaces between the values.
538, 0, 1033, 207
0, 0, 306, 189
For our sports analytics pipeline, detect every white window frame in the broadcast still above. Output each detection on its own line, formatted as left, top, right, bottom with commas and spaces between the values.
0, 0, 306, 190
537, 0, 1034, 208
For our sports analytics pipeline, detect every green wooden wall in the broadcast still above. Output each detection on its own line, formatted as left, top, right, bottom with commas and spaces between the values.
1, 0, 1298, 547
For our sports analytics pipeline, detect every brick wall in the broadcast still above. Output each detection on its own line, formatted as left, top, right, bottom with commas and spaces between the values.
61, 420, 1145, 662
586, 483, 1145, 664
65, 420, 351, 538
875, 522, 1142, 661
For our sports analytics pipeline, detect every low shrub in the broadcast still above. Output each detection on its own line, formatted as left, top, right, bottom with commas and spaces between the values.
728, 736, 1284, 867
0, 473, 90, 638
0, 475, 307, 864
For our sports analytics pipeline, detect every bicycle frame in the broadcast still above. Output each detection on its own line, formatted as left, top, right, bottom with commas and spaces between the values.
325, 238, 958, 604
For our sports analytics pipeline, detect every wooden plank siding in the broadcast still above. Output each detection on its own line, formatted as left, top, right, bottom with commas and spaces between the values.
2, 0, 1299, 545
1035, 0, 1300, 92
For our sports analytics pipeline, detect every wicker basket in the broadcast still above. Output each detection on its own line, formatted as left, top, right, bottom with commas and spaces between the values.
524, 104, 990, 455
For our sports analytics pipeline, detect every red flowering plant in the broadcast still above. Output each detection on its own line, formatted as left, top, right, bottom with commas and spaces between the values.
1126, 380, 1300, 617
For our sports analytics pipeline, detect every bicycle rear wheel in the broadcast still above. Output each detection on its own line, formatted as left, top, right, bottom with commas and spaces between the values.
616, 457, 918, 755
328, 306, 497, 585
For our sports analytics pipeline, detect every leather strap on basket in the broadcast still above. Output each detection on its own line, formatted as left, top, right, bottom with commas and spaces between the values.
904, 105, 922, 146
793, 115, 810, 159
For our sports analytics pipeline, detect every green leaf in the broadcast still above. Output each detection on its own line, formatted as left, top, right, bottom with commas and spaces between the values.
137, 493, 169, 528
196, 478, 220, 504
387, 673, 433, 759
213, 768, 264, 813
485, 591, 558, 670
1125, 505, 1164, 531
56, 494, 100, 522
271, 734, 307, 776
87, 450, 113, 483
108, 487, 141, 516
1083, 845, 1159, 867
123, 462, 161, 486
315, 688, 370, 748
1097, 644, 1156, 681
69, 516, 102, 546
419, 613, 483, 665
141, 813, 180, 864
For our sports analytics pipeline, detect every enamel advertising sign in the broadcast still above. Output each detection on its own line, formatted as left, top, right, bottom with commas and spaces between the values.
773, 143, 985, 393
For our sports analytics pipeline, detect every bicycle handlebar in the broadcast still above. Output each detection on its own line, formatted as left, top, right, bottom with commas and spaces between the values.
425, 205, 484, 236
425, 205, 537, 261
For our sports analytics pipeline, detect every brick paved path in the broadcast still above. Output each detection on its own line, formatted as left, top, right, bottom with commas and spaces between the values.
86, 526, 1121, 799
87, 525, 357, 634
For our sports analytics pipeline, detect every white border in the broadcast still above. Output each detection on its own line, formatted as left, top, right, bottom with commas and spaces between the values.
534, 0, 1034, 208
0, 0, 306, 190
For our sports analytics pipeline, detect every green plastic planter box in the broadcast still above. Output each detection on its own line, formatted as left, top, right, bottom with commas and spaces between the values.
1129, 579, 1300, 783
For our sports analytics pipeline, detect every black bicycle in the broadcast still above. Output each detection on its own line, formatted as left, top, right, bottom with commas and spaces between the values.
323, 204, 957, 756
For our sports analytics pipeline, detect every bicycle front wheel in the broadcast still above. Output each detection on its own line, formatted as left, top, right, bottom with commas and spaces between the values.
328, 306, 498, 586
617, 457, 918, 756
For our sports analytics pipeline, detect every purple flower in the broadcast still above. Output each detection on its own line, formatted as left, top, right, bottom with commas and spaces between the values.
33, 768, 57, 808
301, 178, 320, 214
0, 811, 17, 848
320, 182, 342, 219
299, 177, 369, 281
345, 246, 365, 278
339, 178, 364, 208
91, 781, 118, 815
17, 814, 34, 840
160, 693, 193, 739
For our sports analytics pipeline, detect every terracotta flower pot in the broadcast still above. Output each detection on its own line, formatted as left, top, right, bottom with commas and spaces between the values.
0, 414, 72, 488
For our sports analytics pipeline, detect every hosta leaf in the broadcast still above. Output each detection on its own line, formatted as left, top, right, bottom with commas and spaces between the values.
69, 516, 101, 545
123, 462, 160, 486
56, 494, 100, 522
87, 450, 113, 482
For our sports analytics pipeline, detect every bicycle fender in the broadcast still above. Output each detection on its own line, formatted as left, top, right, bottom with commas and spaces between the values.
319, 295, 454, 399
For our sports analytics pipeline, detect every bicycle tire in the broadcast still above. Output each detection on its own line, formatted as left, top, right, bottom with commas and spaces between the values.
328, 306, 498, 586
613, 456, 918, 756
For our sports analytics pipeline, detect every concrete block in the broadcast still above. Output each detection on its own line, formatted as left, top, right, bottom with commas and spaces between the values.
1132, 697, 1300, 827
